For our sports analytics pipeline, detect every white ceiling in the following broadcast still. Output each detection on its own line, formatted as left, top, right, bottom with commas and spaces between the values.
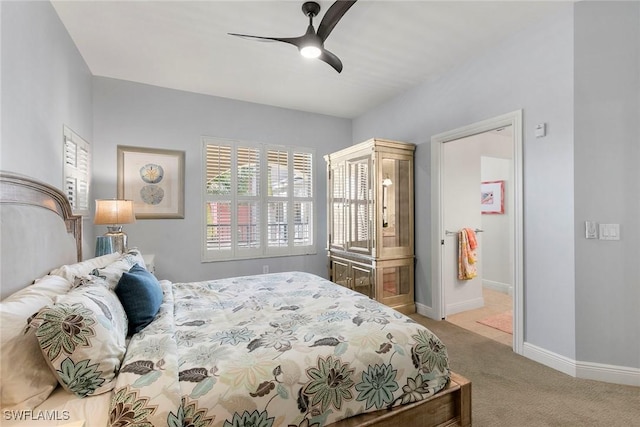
52, 1, 566, 119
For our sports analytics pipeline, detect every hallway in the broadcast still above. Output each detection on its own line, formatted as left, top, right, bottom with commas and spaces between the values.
447, 288, 512, 346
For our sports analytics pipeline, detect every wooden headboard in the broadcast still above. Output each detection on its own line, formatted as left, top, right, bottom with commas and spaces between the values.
0, 171, 82, 299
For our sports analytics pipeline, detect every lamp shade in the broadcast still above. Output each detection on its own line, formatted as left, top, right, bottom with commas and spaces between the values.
94, 199, 136, 225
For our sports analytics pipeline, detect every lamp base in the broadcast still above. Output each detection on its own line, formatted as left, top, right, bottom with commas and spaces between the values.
104, 226, 128, 254
95, 236, 114, 257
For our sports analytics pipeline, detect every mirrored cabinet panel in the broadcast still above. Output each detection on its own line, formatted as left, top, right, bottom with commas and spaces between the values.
325, 139, 415, 314
347, 156, 372, 254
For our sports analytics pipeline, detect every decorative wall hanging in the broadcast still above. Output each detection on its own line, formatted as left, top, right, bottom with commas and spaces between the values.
117, 146, 185, 219
480, 180, 505, 214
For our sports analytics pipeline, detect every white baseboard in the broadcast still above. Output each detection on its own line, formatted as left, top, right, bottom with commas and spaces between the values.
416, 303, 639, 387
446, 296, 484, 316
416, 302, 440, 320
482, 279, 513, 296
576, 360, 640, 387
523, 342, 576, 377
414, 300, 487, 319
523, 342, 640, 386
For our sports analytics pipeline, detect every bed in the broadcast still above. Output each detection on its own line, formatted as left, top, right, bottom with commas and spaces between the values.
0, 171, 471, 427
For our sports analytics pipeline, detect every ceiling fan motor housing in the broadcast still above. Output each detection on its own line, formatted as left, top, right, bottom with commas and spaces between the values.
302, 2, 321, 18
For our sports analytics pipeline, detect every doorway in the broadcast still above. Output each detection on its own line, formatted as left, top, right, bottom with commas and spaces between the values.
430, 110, 523, 354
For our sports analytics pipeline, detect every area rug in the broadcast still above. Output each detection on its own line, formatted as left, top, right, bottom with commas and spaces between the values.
477, 310, 513, 334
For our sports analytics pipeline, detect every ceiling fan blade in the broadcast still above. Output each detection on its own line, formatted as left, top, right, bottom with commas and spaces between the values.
228, 33, 303, 48
319, 49, 343, 73
316, 0, 357, 42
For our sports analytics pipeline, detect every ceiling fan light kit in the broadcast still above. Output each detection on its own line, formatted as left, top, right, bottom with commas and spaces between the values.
228, 0, 357, 73
300, 45, 322, 58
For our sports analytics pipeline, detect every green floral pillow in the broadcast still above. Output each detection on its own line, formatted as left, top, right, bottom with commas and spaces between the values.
29, 282, 128, 398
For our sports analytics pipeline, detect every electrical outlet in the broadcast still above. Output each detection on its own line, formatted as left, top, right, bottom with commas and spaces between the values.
262, 265, 269, 274
585, 221, 597, 239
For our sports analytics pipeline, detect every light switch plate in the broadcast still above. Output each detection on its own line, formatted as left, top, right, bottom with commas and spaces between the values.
599, 223, 620, 240
585, 221, 597, 239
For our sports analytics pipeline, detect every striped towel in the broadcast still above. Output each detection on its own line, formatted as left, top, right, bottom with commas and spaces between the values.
458, 228, 478, 280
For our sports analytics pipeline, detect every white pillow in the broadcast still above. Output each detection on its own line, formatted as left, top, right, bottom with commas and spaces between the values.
86, 249, 147, 290
0, 275, 73, 409
50, 252, 121, 283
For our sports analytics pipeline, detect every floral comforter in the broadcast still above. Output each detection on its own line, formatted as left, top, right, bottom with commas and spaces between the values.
108, 272, 450, 427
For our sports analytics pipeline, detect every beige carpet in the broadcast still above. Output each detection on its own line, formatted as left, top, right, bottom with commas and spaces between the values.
411, 314, 640, 426
477, 310, 513, 335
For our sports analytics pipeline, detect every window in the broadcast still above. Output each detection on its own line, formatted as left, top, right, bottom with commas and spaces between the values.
202, 137, 315, 261
63, 126, 90, 216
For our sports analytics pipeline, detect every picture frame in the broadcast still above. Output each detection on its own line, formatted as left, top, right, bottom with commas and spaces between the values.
480, 180, 505, 214
117, 145, 185, 219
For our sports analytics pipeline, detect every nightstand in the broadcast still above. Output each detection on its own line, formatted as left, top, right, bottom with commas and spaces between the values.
142, 254, 155, 274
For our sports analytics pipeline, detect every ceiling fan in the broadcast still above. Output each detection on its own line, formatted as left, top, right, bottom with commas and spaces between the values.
228, 1, 357, 73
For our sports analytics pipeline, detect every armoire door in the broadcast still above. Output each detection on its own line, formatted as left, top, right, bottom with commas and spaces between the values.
346, 156, 373, 255
329, 161, 346, 251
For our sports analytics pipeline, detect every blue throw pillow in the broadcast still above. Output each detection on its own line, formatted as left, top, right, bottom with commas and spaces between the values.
115, 264, 163, 334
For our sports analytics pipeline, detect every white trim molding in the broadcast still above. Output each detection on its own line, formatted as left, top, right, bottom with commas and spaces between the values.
415, 310, 640, 387
446, 297, 484, 317
524, 343, 640, 387
416, 302, 438, 320
417, 300, 488, 320
523, 342, 577, 377
482, 280, 513, 296
576, 361, 640, 387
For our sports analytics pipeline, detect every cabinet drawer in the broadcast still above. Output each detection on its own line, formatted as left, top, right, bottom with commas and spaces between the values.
352, 264, 374, 298
332, 258, 350, 289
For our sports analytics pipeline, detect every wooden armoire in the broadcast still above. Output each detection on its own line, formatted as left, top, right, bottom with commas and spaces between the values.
324, 138, 415, 314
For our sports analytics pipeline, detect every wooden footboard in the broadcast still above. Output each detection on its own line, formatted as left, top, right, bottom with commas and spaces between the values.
330, 371, 471, 427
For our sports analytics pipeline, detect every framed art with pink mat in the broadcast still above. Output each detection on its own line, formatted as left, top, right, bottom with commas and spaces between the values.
481, 180, 505, 214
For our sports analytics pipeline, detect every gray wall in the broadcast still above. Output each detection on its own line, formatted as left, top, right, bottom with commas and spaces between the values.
1, 1, 94, 257
353, 6, 577, 359
574, 2, 640, 368
1, 1, 92, 185
92, 77, 351, 283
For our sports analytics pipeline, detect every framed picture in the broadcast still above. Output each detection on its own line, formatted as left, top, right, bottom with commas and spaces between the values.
480, 180, 505, 214
117, 146, 185, 219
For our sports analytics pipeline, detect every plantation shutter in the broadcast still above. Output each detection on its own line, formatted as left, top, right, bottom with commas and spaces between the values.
202, 137, 315, 261
267, 148, 289, 249
293, 151, 313, 247
205, 143, 233, 252
63, 126, 90, 216
237, 146, 261, 251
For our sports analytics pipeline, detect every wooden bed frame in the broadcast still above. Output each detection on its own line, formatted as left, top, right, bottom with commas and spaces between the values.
332, 371, 471, 427
0, 171, 472, 427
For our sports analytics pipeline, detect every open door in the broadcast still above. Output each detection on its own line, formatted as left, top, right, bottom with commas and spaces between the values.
431, 110, 524, 354
441, 136, 484, 315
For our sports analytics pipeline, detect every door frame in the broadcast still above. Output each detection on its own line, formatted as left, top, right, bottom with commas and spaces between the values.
430, 110, 523, 354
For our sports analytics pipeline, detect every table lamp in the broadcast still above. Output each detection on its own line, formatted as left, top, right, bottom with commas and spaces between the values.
94, 199, 136, 254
